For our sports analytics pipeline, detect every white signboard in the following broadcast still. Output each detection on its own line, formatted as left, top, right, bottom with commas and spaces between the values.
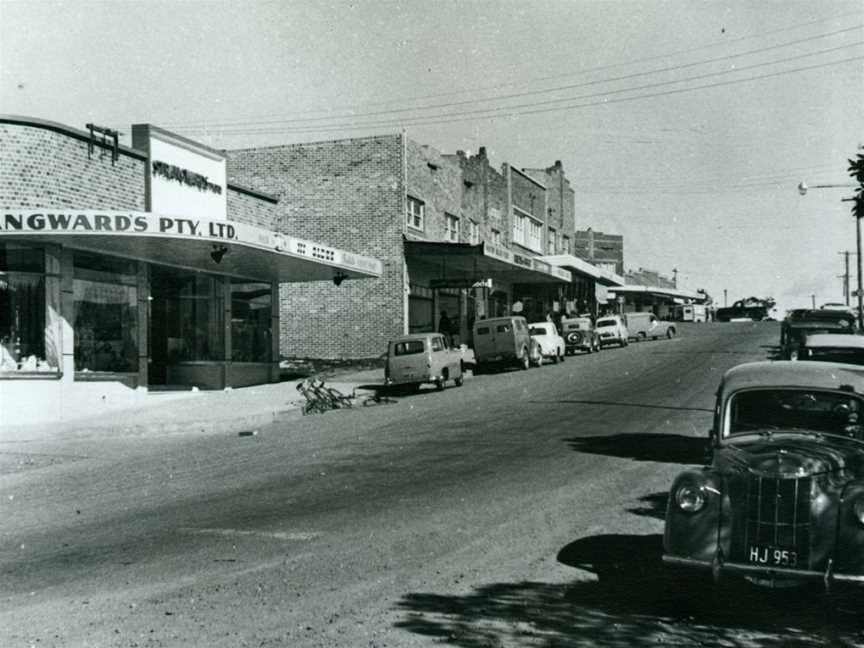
133, 125, 227, 221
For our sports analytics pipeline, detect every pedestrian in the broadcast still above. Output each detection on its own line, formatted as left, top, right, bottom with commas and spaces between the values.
438, 310, 453, 346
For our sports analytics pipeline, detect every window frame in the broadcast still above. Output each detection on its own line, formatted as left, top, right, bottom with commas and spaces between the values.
406, 196, 425, 231
445, 213, 460, 242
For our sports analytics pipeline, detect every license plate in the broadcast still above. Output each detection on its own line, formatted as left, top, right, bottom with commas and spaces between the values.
747, 544, 798, 568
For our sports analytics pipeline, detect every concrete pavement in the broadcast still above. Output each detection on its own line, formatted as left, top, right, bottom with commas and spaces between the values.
0, 368, 386, 443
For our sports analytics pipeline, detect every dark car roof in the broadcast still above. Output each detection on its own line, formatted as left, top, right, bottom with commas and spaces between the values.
722, 360, 864, 394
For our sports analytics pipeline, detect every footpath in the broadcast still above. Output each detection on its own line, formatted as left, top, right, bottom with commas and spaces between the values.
0, 368, 385, 444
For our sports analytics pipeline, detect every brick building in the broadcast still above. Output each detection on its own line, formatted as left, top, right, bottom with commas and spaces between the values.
227, 136, 603, 359
0, 116, 380, 428
574, 229, 624, 275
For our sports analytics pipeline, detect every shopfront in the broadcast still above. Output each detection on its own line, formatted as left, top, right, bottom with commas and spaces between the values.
0, 117, 381, 428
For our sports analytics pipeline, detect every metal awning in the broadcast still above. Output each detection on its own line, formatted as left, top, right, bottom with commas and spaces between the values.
609, 284, 704, 301
539, 254, 624, 286
0, 211, 382, 282
405, 239, 571, 285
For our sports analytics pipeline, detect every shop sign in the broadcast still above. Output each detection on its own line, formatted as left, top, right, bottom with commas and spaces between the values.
512, 253, 533, 269
0, 212, 238, 241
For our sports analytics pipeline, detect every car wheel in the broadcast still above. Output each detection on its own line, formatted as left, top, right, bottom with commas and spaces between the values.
666, 327, 676, 339
454, 374, 464, 387
519, 348, 530, 370
638, 332, 647, 342
621, 337, 628, 347
435, 377, 445, 390
552, 351, 559, 364
559, 349, 565, 362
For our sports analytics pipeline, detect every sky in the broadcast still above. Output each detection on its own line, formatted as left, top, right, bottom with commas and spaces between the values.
1, 0, 862, 314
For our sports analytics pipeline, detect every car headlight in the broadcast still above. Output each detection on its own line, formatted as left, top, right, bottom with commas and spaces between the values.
675, 483, 706, 513
854, 498, 864, 526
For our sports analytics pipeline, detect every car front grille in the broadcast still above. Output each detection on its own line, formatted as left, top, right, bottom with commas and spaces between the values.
736, 474, 812, 565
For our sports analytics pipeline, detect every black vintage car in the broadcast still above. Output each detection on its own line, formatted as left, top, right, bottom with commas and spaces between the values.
664, 361, 864, 588
715, 298, 771, 322
780, 309, 857, 359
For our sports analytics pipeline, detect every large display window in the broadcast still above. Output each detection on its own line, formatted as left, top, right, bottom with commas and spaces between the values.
0, 243, 52, 373
73, 252, 139, 373
231, 281, 272, 362
151, 266, 224, 365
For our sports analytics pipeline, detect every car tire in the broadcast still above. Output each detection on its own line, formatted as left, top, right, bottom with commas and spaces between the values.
621, 337, 628, 347
559, 349, 565, 362
435, 377, 445, 390
519, 348, 530, 370
666, 328, 676, 339
552, 352, 559, 364
454, 374, 464, 387
638, 332, 647, 342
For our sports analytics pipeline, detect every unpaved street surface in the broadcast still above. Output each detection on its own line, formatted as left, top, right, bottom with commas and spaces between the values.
4, 323, 864, 647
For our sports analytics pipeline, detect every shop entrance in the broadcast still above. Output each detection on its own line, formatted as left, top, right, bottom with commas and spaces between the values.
148, 265, 225, 388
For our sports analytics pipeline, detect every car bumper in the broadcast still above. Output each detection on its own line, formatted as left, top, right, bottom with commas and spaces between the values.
663, 554, 864, 585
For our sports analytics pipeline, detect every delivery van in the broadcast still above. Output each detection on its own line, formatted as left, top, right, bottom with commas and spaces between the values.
472, 316, 541, 370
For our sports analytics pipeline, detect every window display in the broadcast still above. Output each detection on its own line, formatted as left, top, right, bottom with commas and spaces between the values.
231, 281, 272, 362
0, 243, 52, 373
73, 252, 138, 373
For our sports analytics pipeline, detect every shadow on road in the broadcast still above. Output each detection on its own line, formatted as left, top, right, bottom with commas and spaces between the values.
533, 398, 712, 413
564, 433, 708, 465
626, 491, 668, 520
761, 344, 784, 360
395, 533, 864, 647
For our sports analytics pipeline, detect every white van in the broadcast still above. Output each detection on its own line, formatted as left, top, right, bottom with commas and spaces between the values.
674, 304, 707, 322
623, 312, 677, 341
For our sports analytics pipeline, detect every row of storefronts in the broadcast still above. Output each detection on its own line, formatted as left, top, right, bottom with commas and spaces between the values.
1, 115, 703, 428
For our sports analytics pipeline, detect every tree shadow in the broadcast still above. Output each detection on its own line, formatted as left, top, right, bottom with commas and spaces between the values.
395, 533, 863, 647
626, 491, 668, 520
564, 433, 708, 465
761, 344, 784, 360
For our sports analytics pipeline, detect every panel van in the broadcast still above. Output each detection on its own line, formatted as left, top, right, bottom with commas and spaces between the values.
472, 316, 541, 370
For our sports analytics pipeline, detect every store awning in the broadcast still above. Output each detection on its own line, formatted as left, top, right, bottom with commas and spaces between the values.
539, 254, 624, 286
405, 239, 571, 285
609, 284, 705, 301
0, 211, 382, 282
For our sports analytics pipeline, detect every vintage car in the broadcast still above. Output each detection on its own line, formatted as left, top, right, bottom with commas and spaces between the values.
472, 316, 542, 370
595, 315, 629, 347
528, 321, 566, 364
624, 312, 676, 341
715, 298, 772, 322
780, 309, 857, 359
560, 317, 601, 355
664, 360, 864, 588
384, 332, 463, 392
795, 333, 864, 366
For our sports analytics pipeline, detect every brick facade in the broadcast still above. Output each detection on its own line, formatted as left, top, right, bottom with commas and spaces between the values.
227, 135, 406, 359
522, 161, 576, 256
0, 121, 145, 210
574, 229, 624, 275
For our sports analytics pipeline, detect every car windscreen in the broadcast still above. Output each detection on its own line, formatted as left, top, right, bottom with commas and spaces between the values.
806, 348, 864, 365
727, 388, 864, 438
529, 327, 548, 336
596, 319, 616, 327
392, 340, 425, 356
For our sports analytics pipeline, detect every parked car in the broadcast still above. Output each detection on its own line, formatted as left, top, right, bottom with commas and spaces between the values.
672, 303, 707, 322
794, 333, 864, 365
623, 312, 676, 341
384, 332, 463, 392
472, 316, 541, 371
780, 309, 856, 360
560, 316, 601, 354
595, 315, 629, 347
528, 321, 566, 364
664, 360, 864, 588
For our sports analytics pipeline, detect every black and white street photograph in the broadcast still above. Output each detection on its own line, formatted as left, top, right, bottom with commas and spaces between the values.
1, 1, 863, 646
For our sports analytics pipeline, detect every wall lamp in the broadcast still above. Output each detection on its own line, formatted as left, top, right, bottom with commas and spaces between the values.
210, 244, 229, 264
333, 271, 348, 287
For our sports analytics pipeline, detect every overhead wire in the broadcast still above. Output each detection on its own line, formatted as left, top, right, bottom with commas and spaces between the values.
183, 46, 864, 136
169, 24, 864, 130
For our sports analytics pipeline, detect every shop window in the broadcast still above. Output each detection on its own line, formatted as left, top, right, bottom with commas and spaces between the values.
152, 268, 225, 363
0, 243, 51, 373
231, 281, 272, 362
73, 252, 138, 373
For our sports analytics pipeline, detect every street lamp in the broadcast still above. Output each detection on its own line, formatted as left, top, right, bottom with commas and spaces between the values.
798, 180, 860, 328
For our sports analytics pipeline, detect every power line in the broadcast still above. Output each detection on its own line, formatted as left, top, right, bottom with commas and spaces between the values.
169, 24, 863, 130
186, 49, 864, 138
163, 8, 864, 126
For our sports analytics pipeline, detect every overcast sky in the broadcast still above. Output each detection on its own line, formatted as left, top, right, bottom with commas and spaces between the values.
1, 0, 862, 312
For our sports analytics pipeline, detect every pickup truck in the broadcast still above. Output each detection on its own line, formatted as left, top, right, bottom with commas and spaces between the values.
715, 299, 770, 322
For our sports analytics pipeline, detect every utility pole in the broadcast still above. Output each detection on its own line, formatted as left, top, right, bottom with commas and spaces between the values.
839, 250, 853, 305
672, 268, 678, 288
723, 289, 727, 307
811, 294, 816, 309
